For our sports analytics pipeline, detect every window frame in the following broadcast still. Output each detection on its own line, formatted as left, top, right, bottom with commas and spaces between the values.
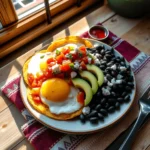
0, 0, 99, 58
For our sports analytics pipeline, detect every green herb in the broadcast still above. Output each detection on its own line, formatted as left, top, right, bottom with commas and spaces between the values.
40, 55, 45, 59
69, 63, 74, 69
66, 53, 72, 59
56, 49, 60, 55
78, 52, 83, 58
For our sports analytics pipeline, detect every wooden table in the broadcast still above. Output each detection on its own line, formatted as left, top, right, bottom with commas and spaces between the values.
0, 3, 150, 150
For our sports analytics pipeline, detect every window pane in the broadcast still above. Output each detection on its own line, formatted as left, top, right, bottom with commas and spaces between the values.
12, 0, 59, 19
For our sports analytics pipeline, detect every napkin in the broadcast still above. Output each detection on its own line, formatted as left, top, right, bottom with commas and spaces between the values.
1, 24, 150, 150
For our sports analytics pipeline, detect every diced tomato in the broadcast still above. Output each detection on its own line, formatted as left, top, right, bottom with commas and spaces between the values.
36, 72, 44, 80
48, 62, 56, 67
82, 57, 88, 64
43, 69, 53, 78
27, 73, 34, 85
62, 48, 70, 55
77, 92, 85, 105
55, 73, 64, 79
37, 80, 42, 87
47, 57, 55, 64
80, 61, 87, 70
31, 79, 38, 87
72, 53, 78, 60
79, 45, 86, 52
32, 95, 42, 104
60, 63, 70, 72
56, 53, 65, 64
66, 78, 73, 85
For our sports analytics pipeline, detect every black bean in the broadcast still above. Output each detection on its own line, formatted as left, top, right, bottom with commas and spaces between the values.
115, 102, 120, 109
108, 106, 115, 113
112, 84, 117, 90
118, 85, 123, 88
107, 61, 114, 67
122, 80, 126, 85
101, 98, 107, 105
95, 104, 101, 111
80, 114, 86, 123
111, 70, 117, 77
95, 45, 104, 50
120, 56, 124, 61
101, 49, 105, 55
127, 82, 134, 88
96, 91, 101, 97
117, 97, 124, 103
90, 117, 99, 124
90, 104, 96, 109
111, 91, 116, 97
99, 65, 106, 70
97, 113, 104, 120
105, 54, 112, 59
103, 57, 108, 62
104, 103, 110, 109
122, 92, 127, 97
120, 61, 125, 66
105, 50, 112, 54
99, 109, 108, 116
124, 95, 130, 102
88, 110, 98, 118
125, 86, 132, 92
128, 76, 134, 82
106, 74, 113, 81
108, 98, 116, 104
116, 58, 121, 62
111, 57, 116, 61
97, 54, 103, 59
101, 61, 107, 65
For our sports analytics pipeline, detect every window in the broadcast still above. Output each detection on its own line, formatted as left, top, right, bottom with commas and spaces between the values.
0, 0, 99, 58
12, 0, 58, 19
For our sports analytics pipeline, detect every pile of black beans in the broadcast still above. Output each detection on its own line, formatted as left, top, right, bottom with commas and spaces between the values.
79, 45, 134, 124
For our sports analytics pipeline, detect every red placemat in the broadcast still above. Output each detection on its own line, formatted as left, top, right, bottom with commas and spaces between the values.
1, 24, 150, 150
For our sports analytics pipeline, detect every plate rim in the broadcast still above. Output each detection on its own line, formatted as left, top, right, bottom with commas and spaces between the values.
20, 38, 136, 134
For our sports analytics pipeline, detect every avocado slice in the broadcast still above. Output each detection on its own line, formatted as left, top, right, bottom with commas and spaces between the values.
86, 64, 104, 86
80, 71, 98, 95
72, 78, 93, 106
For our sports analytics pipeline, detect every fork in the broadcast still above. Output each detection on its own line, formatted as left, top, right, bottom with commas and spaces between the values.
119, 86, 150, 150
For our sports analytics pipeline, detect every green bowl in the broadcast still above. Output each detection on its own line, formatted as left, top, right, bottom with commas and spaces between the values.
108, 0, 150, 18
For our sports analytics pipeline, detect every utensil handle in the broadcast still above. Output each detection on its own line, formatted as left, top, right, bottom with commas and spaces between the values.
119, 110, 148, 150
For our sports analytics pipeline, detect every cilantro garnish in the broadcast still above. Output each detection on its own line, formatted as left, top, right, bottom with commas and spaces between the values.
65, 53, 72, 59
56, 49, 60, 55
40, 55, 45, 59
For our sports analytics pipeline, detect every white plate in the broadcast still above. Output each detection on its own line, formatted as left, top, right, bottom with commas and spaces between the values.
20, 39, 136, 134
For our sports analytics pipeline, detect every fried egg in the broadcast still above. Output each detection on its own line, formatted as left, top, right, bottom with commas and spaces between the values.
40, 78, 83, 115
27, 52, 53, 76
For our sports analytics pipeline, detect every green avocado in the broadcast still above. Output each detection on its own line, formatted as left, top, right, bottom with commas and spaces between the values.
72, 78, 93, 106
86, 64, 104, 86
80, 71, 98, 95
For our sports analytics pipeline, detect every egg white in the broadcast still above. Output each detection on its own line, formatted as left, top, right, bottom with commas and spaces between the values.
40, 87, 83, 115
28, 52, 53, 76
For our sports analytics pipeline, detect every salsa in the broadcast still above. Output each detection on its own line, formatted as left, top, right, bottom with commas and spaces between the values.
90, 27, 106, 39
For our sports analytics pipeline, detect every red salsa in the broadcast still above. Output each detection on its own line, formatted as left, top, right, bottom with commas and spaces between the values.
90, 27, 106, 39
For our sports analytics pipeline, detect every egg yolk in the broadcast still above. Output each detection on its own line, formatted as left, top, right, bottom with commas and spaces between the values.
41, 78, 70, 102
40, 61, 48, 71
